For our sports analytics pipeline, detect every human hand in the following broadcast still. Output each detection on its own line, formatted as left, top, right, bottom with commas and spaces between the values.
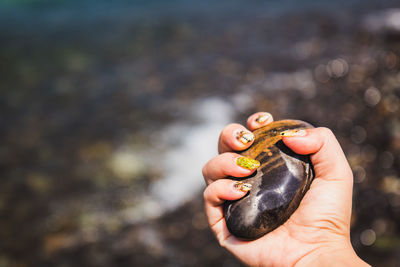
202, 112, 369, 266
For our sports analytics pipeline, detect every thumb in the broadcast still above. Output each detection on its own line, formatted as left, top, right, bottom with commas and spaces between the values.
282, 127, 353, 185
282, 127, 354, 231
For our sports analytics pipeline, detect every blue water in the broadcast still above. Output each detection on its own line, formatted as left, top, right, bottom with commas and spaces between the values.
0, 0, 394, 21
1, 0, 397, 35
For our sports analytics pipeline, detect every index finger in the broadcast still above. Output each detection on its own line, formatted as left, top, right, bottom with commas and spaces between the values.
202, 152, 260, 184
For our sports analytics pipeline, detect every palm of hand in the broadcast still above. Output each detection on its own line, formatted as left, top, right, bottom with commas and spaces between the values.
219, 176, 351, 267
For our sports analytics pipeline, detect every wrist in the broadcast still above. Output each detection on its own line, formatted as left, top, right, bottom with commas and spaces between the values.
295, 242, 369, 267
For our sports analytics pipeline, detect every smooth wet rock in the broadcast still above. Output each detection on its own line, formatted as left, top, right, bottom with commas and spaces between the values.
224, 120, 315, 240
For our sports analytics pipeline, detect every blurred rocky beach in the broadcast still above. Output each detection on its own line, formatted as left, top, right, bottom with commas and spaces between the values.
1, 0, 400, 266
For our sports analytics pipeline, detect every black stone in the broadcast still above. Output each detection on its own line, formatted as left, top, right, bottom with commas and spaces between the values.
224, 120, 314, 240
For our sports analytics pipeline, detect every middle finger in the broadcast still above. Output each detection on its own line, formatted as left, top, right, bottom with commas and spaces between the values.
202, 152, 260, 185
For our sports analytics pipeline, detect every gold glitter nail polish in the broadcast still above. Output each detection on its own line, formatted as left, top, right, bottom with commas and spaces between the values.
236, 130, 254, 144
236, 157, 260, 170
234, 181, 252, 192
256, 113, 271, 123
280, 129, 307, 137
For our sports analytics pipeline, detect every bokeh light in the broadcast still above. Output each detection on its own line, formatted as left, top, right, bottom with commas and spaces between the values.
1, 0, 400, 266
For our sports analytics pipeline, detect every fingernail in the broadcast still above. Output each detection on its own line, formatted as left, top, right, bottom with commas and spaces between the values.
256, 113, 272, 123
236, 156, 260, 170
280, 129, 307, 137
236, 130, 254, 144
233, 181, 252, 192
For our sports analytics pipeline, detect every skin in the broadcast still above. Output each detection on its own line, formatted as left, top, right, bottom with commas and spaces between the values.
202, 112, 370, 267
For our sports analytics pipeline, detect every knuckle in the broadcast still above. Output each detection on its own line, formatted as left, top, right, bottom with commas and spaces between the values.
203, 183, 216, 202
318, 127, 335, 138
203, 188, 209, 201
201, 164, 208, 178
203, 182, 217, 203
218, 238, 227, 248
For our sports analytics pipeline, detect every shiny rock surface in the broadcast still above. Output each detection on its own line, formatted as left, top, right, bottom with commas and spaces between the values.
224, 120, 315, 240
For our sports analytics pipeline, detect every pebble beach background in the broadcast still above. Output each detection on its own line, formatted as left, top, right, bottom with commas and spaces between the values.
1, 0, 400, 266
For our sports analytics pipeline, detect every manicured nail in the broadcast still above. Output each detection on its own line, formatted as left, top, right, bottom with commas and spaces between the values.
236, 130, 254, 144
280, 129, 307, 137
233, 181, 252, 192
256, 113, 272, 123
236, 156, 260, 170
